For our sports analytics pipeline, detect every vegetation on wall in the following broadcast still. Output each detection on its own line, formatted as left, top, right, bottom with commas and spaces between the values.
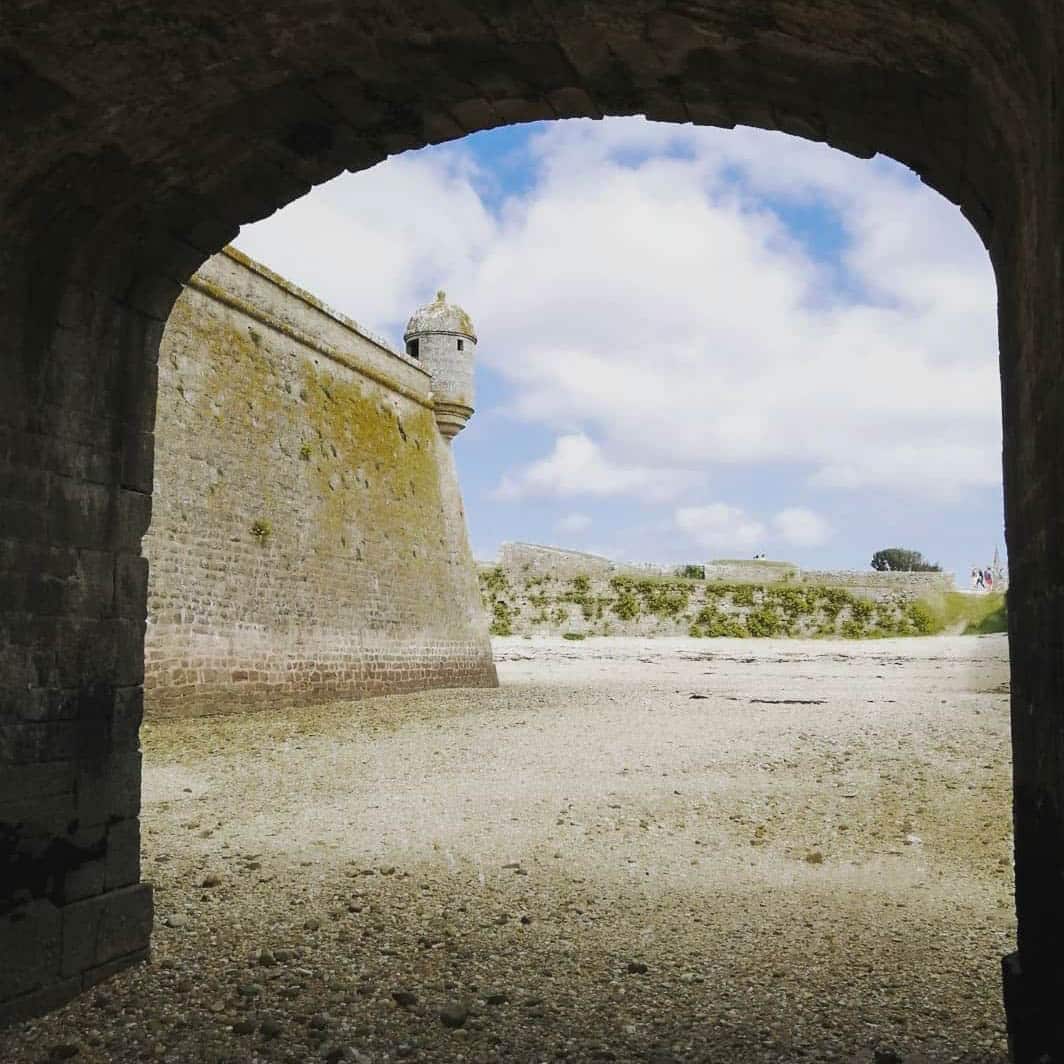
609, 574, 691, 619
481, 567, 515, 635
250, 518, 273, 542
675, 564, 706, 579
478, 565, 968, 640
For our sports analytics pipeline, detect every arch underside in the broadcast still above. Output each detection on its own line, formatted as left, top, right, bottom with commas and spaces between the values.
1, 2, 1062, 1060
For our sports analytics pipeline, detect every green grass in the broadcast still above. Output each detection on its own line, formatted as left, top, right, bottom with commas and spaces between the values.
920, 591, 1007, 635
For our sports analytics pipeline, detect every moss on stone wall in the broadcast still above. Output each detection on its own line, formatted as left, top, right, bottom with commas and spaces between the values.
479, 565, 948, 639
144, 256, 496, 715
297, 358, 443, 558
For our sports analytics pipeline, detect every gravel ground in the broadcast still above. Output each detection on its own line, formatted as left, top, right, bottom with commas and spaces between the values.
2, 634, 1014, 1064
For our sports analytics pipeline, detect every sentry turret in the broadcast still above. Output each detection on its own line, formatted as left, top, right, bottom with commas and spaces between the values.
404, 290, 477, 439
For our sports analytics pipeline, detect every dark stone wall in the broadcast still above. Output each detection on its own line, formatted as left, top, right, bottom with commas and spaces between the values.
0, 2, 1060, 1058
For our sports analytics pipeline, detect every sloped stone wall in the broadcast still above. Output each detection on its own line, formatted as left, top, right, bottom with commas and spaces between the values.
703, 560, 801, 584
481, 548, 939, 640
802, 569, 955, 598
143, 249, 496, 716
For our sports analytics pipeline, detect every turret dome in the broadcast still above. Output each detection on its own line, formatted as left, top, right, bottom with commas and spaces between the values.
404, 290, 476, 342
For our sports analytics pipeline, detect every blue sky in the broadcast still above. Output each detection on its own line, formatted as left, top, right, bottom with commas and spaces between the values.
235, 118, 1005, 580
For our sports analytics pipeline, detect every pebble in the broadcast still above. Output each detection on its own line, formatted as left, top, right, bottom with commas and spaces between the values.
805, 851, 825, 865
0, 641, 1011, 1064
392, 990, 419, 1008
260, 1018, 283, 1039
874, 1049, 904, 1064
201, 873, 222, 888
48, 1047, 80, 1061
258, 949, 277, 967
164, 914, 186, 928
627, 961, 649, 974
439, 1002, 469, 1028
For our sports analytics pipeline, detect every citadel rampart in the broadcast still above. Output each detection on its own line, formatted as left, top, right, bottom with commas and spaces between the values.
143, 249, 496, 715
483, 543, 956, 639
705, 559, 955, 599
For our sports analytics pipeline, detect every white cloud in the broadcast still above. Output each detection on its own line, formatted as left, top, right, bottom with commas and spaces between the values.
675, 504, 766, 553
236, 116, 1002, 509
236, 149, 496, 332
674, 502, 831, 555
556, 512, 592, 534
495, 433, 699, 503
772, 507, 832, 547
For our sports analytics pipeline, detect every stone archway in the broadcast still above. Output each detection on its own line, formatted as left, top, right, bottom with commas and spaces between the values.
0, 3, 1060, 1059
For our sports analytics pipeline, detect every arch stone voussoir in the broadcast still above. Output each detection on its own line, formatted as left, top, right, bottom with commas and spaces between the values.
0, 3, 1062, 1059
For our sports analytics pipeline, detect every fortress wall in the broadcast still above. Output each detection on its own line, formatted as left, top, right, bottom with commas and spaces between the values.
144, 248, 496, 716
481, 543, 956, 639
497, 542, 620, 580
490, 546, 952, 604
800, 570, 955, 598
704, 560, 800, 584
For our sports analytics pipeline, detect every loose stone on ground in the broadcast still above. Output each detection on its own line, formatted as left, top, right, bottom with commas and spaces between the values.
0, 635, 1013, 1063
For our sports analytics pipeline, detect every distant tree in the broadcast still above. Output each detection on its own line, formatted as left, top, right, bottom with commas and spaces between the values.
871, 548, 942, 573
675, 564, 706, 580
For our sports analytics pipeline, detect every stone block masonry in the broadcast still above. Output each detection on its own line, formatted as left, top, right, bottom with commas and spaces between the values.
483, 544, 954, 638
143, 249, 497, 716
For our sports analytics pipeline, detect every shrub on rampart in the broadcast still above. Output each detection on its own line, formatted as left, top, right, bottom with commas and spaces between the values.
481, 560, 974, 640
481, 566, 510, 595
490, 598, 513, 636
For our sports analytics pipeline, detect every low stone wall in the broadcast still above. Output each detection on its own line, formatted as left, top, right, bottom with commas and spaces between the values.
801, 569, 955, 598
481, 568, 937, 640
480, 543, 950, 639
498, 542, 620, 580
704, 560, 800, 584
144, 248, 496, 715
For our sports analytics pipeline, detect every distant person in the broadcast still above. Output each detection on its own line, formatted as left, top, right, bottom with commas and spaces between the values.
985, 568, 994, 591
976, 568, 985, 590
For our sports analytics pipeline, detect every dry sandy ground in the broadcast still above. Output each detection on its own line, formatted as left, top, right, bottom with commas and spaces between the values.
2, 634, 1014, 1064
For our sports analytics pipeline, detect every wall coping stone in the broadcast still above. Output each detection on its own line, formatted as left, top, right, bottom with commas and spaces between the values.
188, 247, 434, 411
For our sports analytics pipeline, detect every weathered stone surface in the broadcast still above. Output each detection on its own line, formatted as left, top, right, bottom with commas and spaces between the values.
60, 884, 153, 979
0, 901, 62, 1002
143, 249, 496, 715
482, 543, 955, 638
0, 2, 1060, 1058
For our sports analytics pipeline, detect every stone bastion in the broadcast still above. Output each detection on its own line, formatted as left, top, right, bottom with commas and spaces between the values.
143, 248, 496, 716
481, 543, 956, 639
